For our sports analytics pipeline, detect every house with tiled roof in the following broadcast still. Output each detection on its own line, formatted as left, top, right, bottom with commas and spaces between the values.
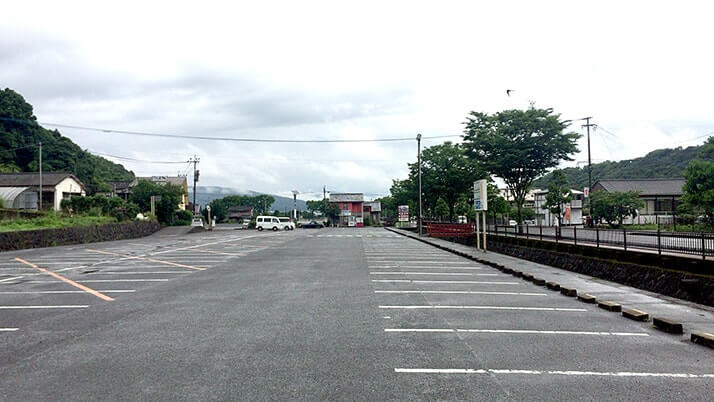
591, 178, 686, 224
0, 172, 85, 211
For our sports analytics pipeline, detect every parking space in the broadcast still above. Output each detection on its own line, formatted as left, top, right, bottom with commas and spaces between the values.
0, 228, 297, 335
362, 228, 714, 399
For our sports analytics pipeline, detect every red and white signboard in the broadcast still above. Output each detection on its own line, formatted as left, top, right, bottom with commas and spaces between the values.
398, 205, 409, 222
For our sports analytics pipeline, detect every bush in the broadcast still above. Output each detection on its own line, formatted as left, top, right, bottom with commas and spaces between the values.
174, 209, 193, 226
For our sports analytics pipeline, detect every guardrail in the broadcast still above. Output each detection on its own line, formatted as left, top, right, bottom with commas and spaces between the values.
488, 225, 714, 260
426, 223, 474, 238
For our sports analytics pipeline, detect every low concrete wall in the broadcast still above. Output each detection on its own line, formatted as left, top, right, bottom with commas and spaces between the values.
487, 235, 714, 307
0, 220, 161, 252
0, 208, 44, 221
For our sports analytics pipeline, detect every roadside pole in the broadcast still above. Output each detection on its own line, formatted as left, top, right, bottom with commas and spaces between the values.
482, 210, 487, 252
475, 211, 480, 250
417, 134, 423, 236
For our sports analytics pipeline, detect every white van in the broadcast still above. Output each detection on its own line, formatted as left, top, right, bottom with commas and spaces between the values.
278, 217, 295, 230
256, 216, 287, 231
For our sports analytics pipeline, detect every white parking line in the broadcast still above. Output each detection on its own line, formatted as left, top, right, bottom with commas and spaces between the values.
385, 329, 649, 336
26, 279, 170, 283
0, 276, 23, 283
375, 290, 547, 296
394, 368, 714, 378
0, 328, 19, 331
368, 266, 483, 270
369, 272, 497, 276
0, 290, 135, 294
379, 305, 587, 312
372, 280, 519, 285
83, 271, 190, 275
0, 305, 89, 309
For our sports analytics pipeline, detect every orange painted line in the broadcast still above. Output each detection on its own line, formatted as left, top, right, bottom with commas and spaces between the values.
192, 249, 245, 257
14, 258, 114, 302
86, 249, 205, 271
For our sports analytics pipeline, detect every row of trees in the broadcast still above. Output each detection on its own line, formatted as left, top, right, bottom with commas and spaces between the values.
204, 194, 276, 223
384, 108, 580, 225
62, 180, 190, 225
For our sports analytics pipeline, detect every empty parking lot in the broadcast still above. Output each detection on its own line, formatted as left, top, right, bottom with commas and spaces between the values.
0, 227, 712, 400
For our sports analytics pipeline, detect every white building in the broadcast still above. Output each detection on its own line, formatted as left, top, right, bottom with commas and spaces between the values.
533, 189, 584, 226
0, 172, 86, 211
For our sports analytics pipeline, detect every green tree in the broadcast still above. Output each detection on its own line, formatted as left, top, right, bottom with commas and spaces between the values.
129, 180, 184, 225
434, 198, 449, 221
543, 170, 572, 224
463, 108, 580, 225
591, 191, 644, 228
681, 136, 714, 226
487, 183, 509, 224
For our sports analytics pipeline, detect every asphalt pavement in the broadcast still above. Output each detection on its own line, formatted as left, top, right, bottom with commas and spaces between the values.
0, 227, 712, 401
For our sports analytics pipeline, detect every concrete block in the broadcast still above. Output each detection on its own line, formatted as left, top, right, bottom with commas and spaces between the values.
512, 271, 523, 278
560, 287, 577, 297
546, 282, 561, 291
622, 308, 650, 321
652, 317, 683, 334
533, 278, 546, 286
598, 301, 622, 312
691, 332, 714, 349
577, 293, 597, 303
522, 273, 534, 281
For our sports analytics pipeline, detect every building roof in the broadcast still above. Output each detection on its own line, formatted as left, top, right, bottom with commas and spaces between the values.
137, 176, 187, 187
364, 201, 382, 212
0, 172, 86, 190
106, 179, 138, 191
330, 193, 364, 202
0, 187, 30, 203
593, 178, 686, 197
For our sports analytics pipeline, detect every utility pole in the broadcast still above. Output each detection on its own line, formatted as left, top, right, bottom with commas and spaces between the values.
292, 190, 299, 221
417, 133, 423, 236
190, 155, 200, 215
38, 142, 42, 211
582, 117, 595, 226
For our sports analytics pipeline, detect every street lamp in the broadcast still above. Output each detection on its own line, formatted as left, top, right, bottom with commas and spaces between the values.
417, 133, 422, 236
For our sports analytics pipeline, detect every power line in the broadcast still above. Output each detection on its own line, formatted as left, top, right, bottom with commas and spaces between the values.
89, 150, 188, 164
0, 117, 461, 143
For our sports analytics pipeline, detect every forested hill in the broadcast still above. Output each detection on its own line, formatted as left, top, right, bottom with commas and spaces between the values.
533, 144, 702, 190
0, 88, 134, 193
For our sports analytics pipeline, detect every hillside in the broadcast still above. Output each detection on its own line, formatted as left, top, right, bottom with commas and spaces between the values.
533, 145, 702, 189
0, 88, 134, 193
190, 186, 307, 212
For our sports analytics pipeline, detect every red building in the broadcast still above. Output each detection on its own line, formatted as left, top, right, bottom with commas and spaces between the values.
329, 193, 364, 227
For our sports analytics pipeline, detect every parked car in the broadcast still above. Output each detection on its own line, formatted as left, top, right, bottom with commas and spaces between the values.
508, 220, 517, 226
278, 217, 295, 230
301, 220, 324, 229
255, 216, 288, 231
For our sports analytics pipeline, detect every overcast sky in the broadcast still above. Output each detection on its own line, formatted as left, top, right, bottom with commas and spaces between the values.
2, 1, 713, 200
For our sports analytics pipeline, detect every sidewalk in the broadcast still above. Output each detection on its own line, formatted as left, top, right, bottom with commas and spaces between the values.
387, 227, 714, 341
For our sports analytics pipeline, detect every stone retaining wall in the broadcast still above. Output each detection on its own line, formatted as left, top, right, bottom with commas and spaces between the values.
488, 235, 714, 307
0, 220, 161, 252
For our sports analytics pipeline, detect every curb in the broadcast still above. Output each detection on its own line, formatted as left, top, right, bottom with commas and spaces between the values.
622, 308, 650, 322
598, 301, 622, 312
577, 293, 597, 304
560, 287, 577, 297
546, 281, 561, 291
690, 332, 714, 349
652, 317, 684, 334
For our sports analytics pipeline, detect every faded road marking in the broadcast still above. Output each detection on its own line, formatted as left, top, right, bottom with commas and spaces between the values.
15, 258, 114, 302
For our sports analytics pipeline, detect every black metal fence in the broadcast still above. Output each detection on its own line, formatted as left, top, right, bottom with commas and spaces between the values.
488, 225, 714, 260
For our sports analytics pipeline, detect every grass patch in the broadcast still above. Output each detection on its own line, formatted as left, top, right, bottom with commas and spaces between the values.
624, 223, 713, 233
0, 214, 116, 232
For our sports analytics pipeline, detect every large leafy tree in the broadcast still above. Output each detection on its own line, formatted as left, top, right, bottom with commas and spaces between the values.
463, 108, 580, 225
487, 183, 509, 224
405, 142, 484, 220
591, 190, 644, 228
129, 180, 185, 225
544, 170, 572, 225
681, 136, 714, 226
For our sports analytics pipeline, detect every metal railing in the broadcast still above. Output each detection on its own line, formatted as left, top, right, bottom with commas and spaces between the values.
488, 224, 714, 260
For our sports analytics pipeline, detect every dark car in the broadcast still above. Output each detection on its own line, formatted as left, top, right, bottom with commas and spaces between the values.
300, 220, 324, 229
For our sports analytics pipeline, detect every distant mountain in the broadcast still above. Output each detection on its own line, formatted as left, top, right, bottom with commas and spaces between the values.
190, 186, 307, 212
533, 145, 703, 190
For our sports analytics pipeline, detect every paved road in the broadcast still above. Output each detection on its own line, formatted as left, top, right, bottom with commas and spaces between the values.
0, 227, 712, 400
